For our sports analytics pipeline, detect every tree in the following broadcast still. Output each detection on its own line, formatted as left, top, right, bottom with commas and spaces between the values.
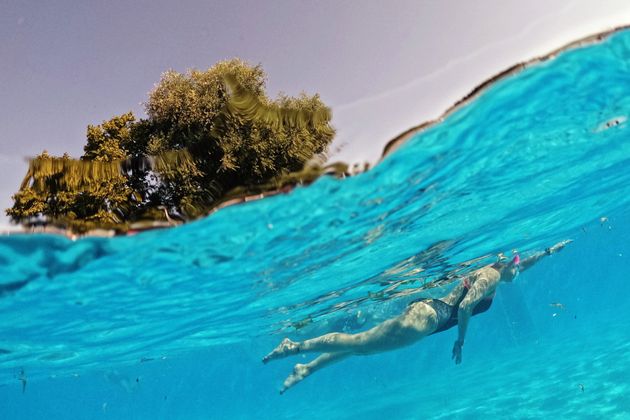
7, 59, 336, 231
7, 115, 138, 232
141, 59, 335, 215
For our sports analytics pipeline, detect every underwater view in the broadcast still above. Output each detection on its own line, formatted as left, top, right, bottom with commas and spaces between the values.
2, 28, 630, 419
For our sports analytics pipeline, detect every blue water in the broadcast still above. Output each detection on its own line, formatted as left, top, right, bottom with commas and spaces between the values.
2, 30, 630, 419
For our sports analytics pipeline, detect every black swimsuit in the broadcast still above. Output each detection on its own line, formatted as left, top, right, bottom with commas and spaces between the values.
409, 293, 494, 335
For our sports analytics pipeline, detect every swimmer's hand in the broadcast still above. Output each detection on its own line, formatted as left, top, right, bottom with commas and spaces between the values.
546, 240, 573, 255
452, 340, 463, 364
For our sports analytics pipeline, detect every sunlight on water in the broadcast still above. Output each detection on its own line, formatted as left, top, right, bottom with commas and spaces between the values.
1, 30, 630, 419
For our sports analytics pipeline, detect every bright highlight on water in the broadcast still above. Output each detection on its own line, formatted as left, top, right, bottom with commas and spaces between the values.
1, 29, 630, 418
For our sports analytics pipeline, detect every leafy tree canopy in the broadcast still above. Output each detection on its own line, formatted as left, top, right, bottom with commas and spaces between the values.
7, 59, 336, 232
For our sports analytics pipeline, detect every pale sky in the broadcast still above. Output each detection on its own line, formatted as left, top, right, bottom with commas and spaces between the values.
2, 0, 630, 228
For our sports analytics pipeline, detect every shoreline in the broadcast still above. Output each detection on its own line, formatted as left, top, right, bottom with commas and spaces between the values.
379, 24, 630, 159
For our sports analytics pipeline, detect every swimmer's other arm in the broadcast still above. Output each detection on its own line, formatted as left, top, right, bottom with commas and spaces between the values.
452, 276, 496, 364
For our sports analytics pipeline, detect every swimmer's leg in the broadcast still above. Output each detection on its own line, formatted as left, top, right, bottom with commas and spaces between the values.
263, 338, 301, 364
280, 352, 350, 394
264, 304, 438, 363
262, 331, 368, 364
299, 315, 436, 354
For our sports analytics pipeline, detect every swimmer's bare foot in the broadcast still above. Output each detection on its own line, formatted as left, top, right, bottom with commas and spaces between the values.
262, 338, 300, 364
280, 363, 309, 394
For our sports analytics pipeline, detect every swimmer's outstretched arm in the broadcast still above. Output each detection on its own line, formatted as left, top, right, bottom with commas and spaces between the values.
520, 240, 572, 272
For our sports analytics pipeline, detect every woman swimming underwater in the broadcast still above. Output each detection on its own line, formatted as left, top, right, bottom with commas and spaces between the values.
263, 240, 571, 393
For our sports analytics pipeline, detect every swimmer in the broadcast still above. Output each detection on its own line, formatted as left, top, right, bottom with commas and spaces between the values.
263, 240, 571, 393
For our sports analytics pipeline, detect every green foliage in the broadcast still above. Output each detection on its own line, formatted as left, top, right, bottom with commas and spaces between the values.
7, 59, 336, 232
141, 59, 335, 214
83, 112, 135, 161
6, 187, 47, 220
10, 114, 138, 233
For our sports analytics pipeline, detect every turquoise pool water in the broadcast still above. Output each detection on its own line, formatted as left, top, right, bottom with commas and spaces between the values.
2, 30, 630, 419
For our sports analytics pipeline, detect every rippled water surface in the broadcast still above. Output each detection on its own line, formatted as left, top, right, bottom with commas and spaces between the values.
2, 30, 630, 419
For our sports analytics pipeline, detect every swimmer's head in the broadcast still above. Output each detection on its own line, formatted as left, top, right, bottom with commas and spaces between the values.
494, 252, 520, 281
504, 254, 521, 281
